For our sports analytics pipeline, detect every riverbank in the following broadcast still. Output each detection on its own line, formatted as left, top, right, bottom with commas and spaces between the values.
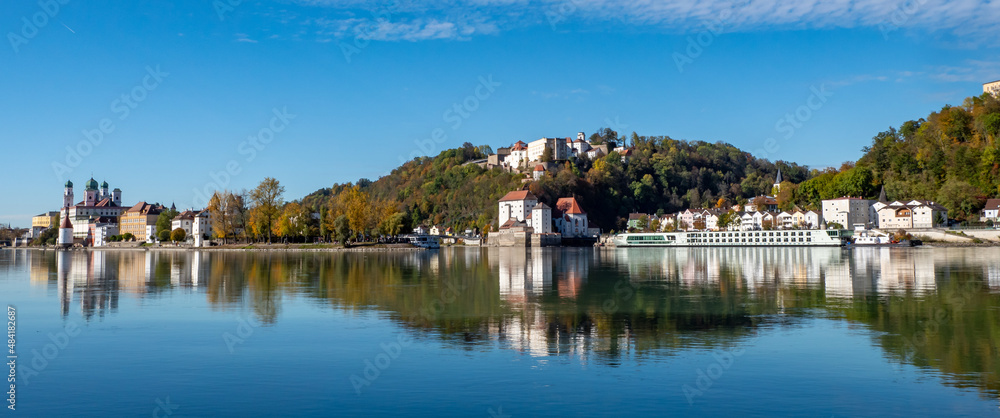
5, 243, 426, 253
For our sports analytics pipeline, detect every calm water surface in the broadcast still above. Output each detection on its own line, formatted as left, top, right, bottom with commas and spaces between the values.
2, 247, 999, 417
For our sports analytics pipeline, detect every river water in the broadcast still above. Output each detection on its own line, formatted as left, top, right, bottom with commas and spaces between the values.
1, 247, 999, 417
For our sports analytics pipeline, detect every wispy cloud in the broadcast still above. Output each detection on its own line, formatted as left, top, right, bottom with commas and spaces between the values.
235, 33, 258, 43
829, 59, 1000, 89
290, 0, 1000, 44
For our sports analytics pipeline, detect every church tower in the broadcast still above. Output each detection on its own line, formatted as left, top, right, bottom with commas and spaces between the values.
84, 178, 99, 206
100, 181, 109, 201
63, 180, 74, 208
772, 169, 783, 195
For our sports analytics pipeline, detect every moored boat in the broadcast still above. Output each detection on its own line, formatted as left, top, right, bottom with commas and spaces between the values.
612, 229, 847, 247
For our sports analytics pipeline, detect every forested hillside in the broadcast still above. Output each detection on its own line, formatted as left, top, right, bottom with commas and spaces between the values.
299, 92, 1000, 234
786, 92, 1000, 220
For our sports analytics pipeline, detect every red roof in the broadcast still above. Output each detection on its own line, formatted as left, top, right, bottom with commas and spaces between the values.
556, 197, 586, 215
534, 164, 545, 172
499, 190, 538, 202
60, 215, 72, 229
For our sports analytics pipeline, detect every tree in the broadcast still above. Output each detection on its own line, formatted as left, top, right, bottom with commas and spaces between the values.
274, 201, 310, 240
158, 230, 170, 242
540, 146, 553, 162
170, 228, 186, 242
208, 190, 240, 244
156, 208, 179, 236
937, 178, 984, 220
334, 215, 350, 245
249, 177, 285, 243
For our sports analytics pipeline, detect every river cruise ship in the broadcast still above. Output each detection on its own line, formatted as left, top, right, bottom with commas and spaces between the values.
612, 229, 848, 247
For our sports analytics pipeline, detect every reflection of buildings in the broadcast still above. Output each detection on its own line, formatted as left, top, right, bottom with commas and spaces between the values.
496, 248, 551, 302
605, 247, 950, 299
612, 247, 841, 293
29, 250, 208, 319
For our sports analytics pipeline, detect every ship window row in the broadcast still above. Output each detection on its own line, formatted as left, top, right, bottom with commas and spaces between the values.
687, 231, 812, 238
691, 237, 813, 243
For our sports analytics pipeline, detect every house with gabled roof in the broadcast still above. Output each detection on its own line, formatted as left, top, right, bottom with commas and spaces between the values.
555, 197, 589, 237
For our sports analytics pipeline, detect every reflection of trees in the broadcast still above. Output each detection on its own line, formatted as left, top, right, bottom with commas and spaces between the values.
17, 248, 1000, 399
832, 272, 1000, 399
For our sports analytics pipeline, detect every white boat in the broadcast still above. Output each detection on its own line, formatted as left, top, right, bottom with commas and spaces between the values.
853, 229, 891, 245
851, 229, 916, 247
612, 229, 847, 247
407, 234, 440, 249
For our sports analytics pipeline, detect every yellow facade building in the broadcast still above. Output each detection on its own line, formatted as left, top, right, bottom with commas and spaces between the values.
120, 202, 162, 241
32, 211, 60, 229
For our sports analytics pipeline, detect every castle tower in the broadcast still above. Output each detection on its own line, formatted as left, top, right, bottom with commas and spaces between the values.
112, 188, 122, 206
577, 132, 585, 141
63, 180, 74, 208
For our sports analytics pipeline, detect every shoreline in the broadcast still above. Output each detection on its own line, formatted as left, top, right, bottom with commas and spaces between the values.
3, 244, 431, 253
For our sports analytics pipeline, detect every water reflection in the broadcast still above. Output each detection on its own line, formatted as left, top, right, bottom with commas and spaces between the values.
5, 246, 1000, 400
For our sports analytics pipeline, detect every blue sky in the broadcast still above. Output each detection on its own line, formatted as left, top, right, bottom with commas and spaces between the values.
1, 0, 998, 226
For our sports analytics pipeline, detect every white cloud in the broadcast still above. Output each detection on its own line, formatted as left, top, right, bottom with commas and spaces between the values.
235, 33, 258, 43
290, 0, 1000, 44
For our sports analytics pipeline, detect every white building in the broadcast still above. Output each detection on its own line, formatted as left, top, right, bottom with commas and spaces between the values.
982, 199, 1000, 220
985, 80, 1000, 97
822, 197, 876, 229
568, 133, 591, 156
874, 200, 948, 229
413, 225, 428, 235
171, 210, 196, 238
555, 197, 589, 237
429, 225, 442, 235
529, 202, 552, 234
498, 190, 538, 228
533, 164, 546, 180
507, 141, 528, 170
193, 210, 211, 246
90, 220, 119, 247
527, 137, 570, 162
804, 210, 822, 229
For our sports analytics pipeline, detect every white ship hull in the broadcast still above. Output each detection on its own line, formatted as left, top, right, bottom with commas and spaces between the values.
612, 230, 847, 247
